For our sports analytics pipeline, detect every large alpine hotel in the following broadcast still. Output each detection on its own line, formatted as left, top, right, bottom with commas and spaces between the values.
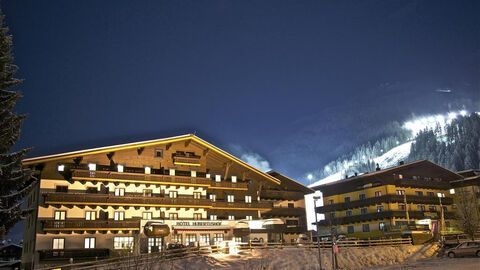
21, 134, 313, 269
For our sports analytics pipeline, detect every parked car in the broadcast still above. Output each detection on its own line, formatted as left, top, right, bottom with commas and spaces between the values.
296, 234, 310, 245
445, 241, 480, 258
166, 243, 187, 258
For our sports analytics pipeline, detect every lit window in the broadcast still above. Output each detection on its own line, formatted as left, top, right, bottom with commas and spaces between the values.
169, 213, 178, 220
57, 164, 65, 172
84, 237, 95, 249
145, 166, 151, 174
213, 233, 224, 245
143, 189, 152, 197
396, 190, 405, 195
114, 212, 124, 221
374, 191, 382, 197
114, 188, 125, 196
449, 189, 455, 194
228, 215, 235, 220
193, 192, 201, 199
114, 237, 134, 250
215, 175, 221, 182
117, 164, 124, 172
227, 195, 234, 202
206, 173, 211, 179
88, 163, 96, 171
142, 212, 152, 220
231, 176, 237, 183
245, 196, 252, 203
398, 174, 403, 179
437, 192, 445, 198
53, 238, 64, 250
246, 215, 253, 220
191, 170, 197, 177
54, 211, 66, 220
193, 213, 202, 220
169, 169, 176, 176
169, 191, 178, 198
85, 211, 96, 220
379, 222, 385, 231
210, 215, 217, 220
209, 194, 216, 202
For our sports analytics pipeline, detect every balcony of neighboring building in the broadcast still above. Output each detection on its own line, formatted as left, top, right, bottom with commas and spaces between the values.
38, 248, 110, 261
208, 181, 248, 190
43, 192, 212, 208
261, 207, 306, 217
315, 210, 456, 226
260, 189, 305, 201
42, 219, 140, 231
211, 200, 273, 210
317, 194, 454, 213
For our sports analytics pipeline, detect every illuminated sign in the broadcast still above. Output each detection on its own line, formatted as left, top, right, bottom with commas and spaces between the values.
175, 221, 223, 227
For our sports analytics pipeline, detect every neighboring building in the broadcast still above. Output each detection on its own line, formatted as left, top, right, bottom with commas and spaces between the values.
0, 243, 22, 270
451, 169, 480, 198
313, 160, 462, 238
21, 134, 312, 269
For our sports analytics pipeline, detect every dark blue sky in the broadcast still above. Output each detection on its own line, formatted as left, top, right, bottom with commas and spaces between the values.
4, 0, 479, 184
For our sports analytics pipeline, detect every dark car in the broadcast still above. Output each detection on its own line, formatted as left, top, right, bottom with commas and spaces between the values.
445, 241, 480, 258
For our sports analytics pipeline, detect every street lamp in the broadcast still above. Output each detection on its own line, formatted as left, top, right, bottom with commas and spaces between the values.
437, 193, 445, 236
313, 196, 323, 270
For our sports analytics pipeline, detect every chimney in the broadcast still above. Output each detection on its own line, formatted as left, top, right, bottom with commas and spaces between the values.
376, 163, 381, 171
399, 161, 404, 165
354, 172, 358, 176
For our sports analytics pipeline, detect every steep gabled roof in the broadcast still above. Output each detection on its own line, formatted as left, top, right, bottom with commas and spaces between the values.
23, 134, 281, 185
267, 170, 314, 194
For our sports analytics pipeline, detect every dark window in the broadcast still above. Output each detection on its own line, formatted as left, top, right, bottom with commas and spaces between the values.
361, 208, 368, 214
347, 226, 354, 234
445, 221, 450, 227
443, 206, 448, 213
417, 205, 426, 211
398, 204, 406, 210
415, 191, 423, 196
362, 224, 370, 232
344, 197, 350, 203
328, 199, 334, 205
154, 149, 163, 158
286, 220, 299, 226
55, 186, 68, 193
346, 210, 352, 217
86, 187, 98, 194
288, 203, 294, 208
329, 212, 335, 219
359, 194, 366, 200
427, 192, 434, 197
379, 222, 385, 231
377, 205, 384, 212
428, 205, 436, 211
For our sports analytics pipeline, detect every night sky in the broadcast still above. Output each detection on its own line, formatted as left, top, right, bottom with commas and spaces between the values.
3, 0, 479, 185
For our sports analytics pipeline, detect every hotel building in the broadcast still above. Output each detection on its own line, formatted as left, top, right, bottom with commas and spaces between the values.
21, 134, 312, 269
313, 160, 462, 238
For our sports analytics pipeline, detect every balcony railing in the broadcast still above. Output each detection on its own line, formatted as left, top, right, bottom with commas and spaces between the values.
72, 170, 211, 186
260, 190, 305, 201
44, 193, 212, 207
39, 248, 110, 261
209, 181, 248, 190
173, 156, 201, 166
42, 219, 140, 231
316, 210, 456, 226
211, 200, 273, 210
394, 178, 451, 189
262, 207, 306, 217
317, 194, 454, 213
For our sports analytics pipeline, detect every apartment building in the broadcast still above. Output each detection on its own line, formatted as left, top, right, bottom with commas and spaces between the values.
21, 134, 312, 269
313, 160, 462, 238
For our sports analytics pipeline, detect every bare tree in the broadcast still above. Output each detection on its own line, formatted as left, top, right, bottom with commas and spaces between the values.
454, 187, 480, 240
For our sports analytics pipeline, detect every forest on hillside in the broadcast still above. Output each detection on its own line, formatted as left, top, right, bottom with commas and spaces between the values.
408, 113, 480, 171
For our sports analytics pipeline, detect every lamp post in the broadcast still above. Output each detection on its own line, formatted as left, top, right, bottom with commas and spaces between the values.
313, 196, 323, 270
437, 193, 445, 236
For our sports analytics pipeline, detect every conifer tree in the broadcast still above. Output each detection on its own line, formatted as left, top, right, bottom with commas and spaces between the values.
0, 11, 35, 239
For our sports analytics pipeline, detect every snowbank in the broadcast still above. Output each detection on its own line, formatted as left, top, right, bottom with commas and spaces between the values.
149, 244, 439, 270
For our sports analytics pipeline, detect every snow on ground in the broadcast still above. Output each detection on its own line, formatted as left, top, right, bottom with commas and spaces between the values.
365, 257, 480, 270
373, 141, 413, 169
149, 244, 439, 270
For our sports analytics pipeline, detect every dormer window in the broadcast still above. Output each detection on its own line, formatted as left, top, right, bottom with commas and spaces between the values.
88, 163, 96, 171
57, 164, 65, 172
117, 164, 124, 173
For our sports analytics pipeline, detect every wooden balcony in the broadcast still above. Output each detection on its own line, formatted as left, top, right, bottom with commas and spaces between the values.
316, 210, 456, 226
261, 207, 306, 217
173, 155, 201, 166
211, 200, 273, 210
260, 189, 305, 201
317, 194, 454, 213
394, 178, 451, 189
44, 193, 212, 208
72, 169, 211, 187
42, 219, 140, 231
208, 181, 249, 190
39, 248, 109, 261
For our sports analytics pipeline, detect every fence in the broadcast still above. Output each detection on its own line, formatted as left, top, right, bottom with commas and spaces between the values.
35, 237, 412, 270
